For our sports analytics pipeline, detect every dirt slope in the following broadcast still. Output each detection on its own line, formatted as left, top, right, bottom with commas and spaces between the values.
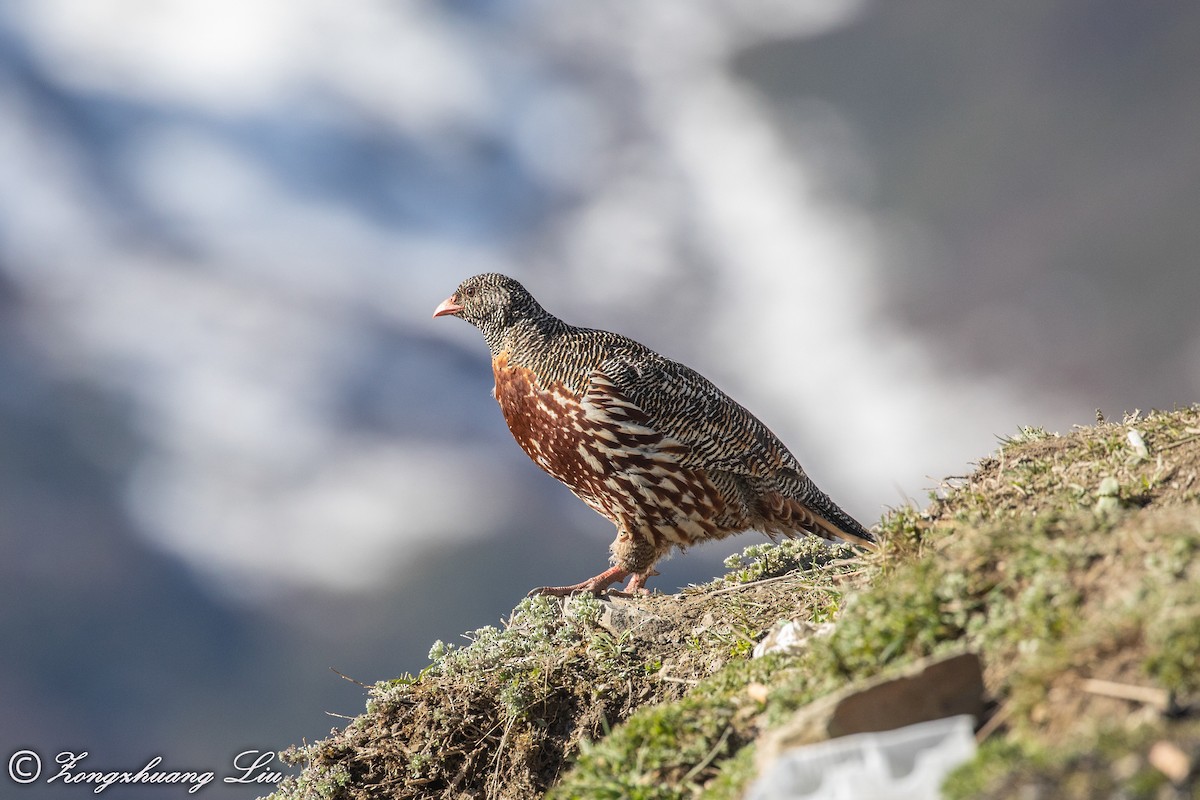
269, 405, 1200, 800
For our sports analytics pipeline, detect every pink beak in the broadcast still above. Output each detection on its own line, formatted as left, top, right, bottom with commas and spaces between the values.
433, 294, 464, 318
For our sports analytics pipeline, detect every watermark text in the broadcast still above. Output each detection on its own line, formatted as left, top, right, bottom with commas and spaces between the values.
7, 749, 284, 794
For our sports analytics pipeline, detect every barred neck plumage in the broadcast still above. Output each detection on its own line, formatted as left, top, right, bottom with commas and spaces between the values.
486, 310, 571, 360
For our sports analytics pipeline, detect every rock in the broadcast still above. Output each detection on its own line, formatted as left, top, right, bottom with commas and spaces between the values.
1148, 740, 1191, 784
746, 683, 770, 704
756, 651, 985, 770
564, 595, 676, 643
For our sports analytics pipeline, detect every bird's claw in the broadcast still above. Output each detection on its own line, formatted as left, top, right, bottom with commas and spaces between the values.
604, 587, 651, 598
527, 567, 656, 598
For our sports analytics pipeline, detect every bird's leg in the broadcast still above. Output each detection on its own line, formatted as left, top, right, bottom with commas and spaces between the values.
527, 565, 631, 597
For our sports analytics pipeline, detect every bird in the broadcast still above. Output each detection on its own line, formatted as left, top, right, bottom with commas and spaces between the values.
433, 273, 876, 596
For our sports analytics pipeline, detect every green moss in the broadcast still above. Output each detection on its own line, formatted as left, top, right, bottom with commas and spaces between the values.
942, 738, 1052, 799
699, 743, 757, 800
553, 649, 820, 799
551, 678, 737, 799
943, 724, 1190, 800
1143, 580, 1200, 695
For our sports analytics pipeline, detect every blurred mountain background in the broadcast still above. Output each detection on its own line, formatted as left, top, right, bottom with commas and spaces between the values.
2, 1, 1198, 796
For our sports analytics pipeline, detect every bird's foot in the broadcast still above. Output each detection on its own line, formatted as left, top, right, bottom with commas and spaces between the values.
606, 569, 660, 597
527, 565, 630, 597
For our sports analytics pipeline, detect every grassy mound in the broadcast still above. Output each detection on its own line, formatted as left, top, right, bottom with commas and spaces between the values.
270, 405, 1200, 800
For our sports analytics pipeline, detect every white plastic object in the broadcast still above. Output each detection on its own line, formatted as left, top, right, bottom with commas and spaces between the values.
746, 714, 977, 800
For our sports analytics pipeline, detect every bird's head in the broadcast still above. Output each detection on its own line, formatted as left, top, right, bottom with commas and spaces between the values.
433, 273, 547, 349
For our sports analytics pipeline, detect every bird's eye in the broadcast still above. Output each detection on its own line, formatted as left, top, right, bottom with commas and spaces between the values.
464, 286, 478, 299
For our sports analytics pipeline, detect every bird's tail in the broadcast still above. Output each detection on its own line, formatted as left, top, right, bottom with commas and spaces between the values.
808, 494, 878, 551
762, 483, 878, 551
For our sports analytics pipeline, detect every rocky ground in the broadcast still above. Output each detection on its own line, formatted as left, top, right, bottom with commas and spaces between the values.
267, 405, 1200, 799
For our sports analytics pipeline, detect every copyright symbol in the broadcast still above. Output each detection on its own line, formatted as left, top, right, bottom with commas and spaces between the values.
8, 750, 41, 784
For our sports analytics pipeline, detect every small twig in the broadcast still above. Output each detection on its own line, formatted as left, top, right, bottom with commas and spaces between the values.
330, 667, 371, 688
705, 573, 806, 597
682, 725, 733, 784
659, 674, 700, 686
822, 555, 864, 569
325, 711, 357, 721
488, 714, 518, 796
1079, 678, 1176, 713
1157, 433, 1200, 452
975, 703, 1011, 743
